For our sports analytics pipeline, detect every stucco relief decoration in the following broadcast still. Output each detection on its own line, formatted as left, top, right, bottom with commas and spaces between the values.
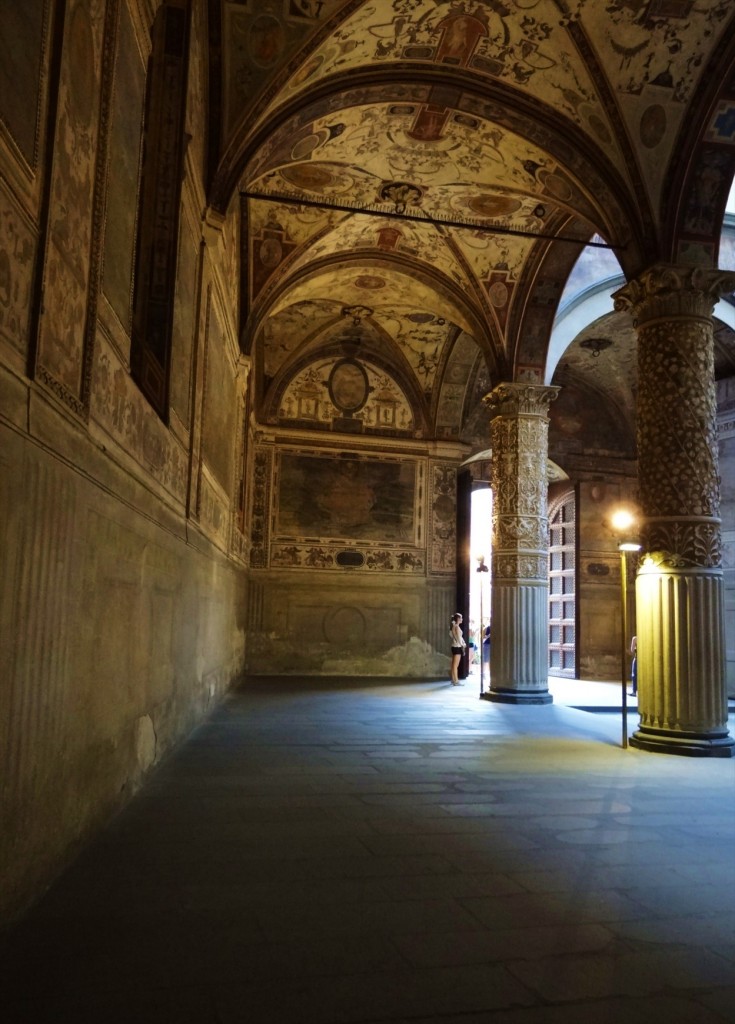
613, 264, 735, 325
614, 264, 735, 568
644, 522, 722, 570
0, 201, 33, 352
270, 542, 424, 574
92, 342, 188, 503
249, 448, 272, 568
681, 148, 734, 240
379, 181, 423, 212
37, 0, 103, 405
486, 383, 557, 581
493, 553, 548, 580
429, 462, 457, 574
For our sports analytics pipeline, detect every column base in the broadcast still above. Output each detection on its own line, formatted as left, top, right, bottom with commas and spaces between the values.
481, 688, 553, 705
630, 727, 734, 758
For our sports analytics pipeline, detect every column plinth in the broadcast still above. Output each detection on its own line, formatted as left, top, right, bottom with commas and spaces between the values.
630, 562, 733, 756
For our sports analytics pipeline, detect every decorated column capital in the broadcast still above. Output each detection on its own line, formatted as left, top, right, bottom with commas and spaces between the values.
484, 382, 560, 418
613, 264, 735, 326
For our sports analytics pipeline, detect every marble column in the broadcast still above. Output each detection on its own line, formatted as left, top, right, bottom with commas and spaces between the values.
614, 265, 735, 757
483, 383, 559, 704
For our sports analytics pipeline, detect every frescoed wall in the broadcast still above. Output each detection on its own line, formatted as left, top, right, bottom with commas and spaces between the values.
245, 434, 458, 676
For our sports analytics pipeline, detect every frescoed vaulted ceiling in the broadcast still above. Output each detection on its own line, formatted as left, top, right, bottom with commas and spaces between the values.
209, 0, 735, 460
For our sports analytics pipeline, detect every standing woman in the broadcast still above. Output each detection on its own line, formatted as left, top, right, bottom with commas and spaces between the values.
449, 612, 466, 686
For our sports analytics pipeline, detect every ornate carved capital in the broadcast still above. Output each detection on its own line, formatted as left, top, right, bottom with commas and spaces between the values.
484, 382, 560, 418
613, 264, 735, 325
643, 517, 722, 569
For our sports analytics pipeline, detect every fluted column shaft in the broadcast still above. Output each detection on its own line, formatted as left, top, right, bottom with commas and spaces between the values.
483, 383, 559, 704
614, 265, 735, 756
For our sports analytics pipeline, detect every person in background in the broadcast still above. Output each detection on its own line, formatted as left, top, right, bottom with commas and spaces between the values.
467, 619, 477, 671
449, 612, 466, 686
482, 623, 491, 674
629, 635, 637, 697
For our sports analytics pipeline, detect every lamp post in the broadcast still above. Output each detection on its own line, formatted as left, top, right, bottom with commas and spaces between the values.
610, 509, 641, 750
476, 555, 489, 696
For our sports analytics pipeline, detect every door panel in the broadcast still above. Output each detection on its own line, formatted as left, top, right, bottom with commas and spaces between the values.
548, 491, 576, 677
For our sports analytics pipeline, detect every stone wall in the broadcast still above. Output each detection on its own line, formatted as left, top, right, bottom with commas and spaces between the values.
0, 390, 246, 920
0, 0, 248, 922
575, 477, 639, 682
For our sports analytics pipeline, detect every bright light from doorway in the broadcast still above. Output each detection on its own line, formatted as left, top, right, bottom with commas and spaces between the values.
469, 487, 493, 641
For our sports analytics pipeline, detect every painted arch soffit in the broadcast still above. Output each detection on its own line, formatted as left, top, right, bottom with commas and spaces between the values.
241, 89, 620, 364
257, 265, 485, 396
220, 2, 735, 250
242, 1, 633, 179
260, 314, 483, 439
222, 1, 735, 240
242, 96, 611, 255
247, 200, 476, 296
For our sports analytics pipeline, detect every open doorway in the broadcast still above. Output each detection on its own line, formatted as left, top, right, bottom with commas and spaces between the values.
468, 485, 492, 673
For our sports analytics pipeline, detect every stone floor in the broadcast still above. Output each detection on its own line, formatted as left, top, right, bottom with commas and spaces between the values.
2, 675, 734, 1023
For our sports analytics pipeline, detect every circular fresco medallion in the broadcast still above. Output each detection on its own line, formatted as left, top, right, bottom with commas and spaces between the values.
259, 238, 282, 268
640, 104, 667, 149
468, 195, 521, 218
281, 163, 335, 192
354, 275, 385, 290
538, 171, 573, 201
587, 113, 612, 144
407, 312, 434, 323
290, 53, 324, 87
291, 133, 322, 160
329, 359, 369, 413
488, 281, 509, 308
249, 15, 284, 69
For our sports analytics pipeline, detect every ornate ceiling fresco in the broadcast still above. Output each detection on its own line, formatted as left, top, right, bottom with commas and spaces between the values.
212, 0, 735, 460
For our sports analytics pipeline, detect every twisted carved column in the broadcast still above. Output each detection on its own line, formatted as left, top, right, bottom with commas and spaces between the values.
483, 383, 559, 704
614, 265, 735, 756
